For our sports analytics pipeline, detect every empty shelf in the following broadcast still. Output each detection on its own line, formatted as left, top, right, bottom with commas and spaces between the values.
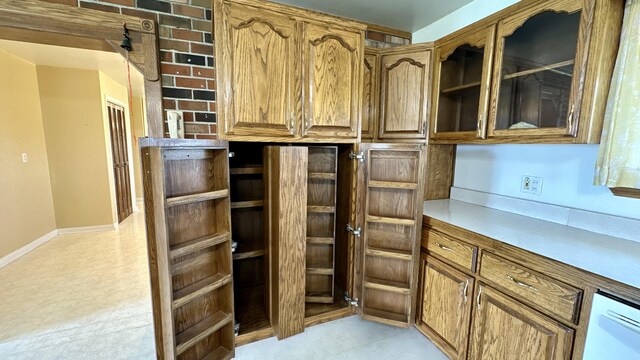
502, 59, 574, 80
170, 232, 229, 260
364, 277, 411, 294
366, 215, 415, 226
368, 180, 418, 190
306, 266, 334, 275
175, 311, 233, 355
201, 347, 233, 360
307, 237, 334, 245
305, 295, 334, 304
166, 189, 229, 207
230, 166, 263, 175
307, 205, 336, 213
172, 273, 231, 310
440, 81, 481, 94
231, 200, 264, 209
308, 172, 336, 180
365, 247, 413, 261
233, 249, 265, 260
362, 308, 409, 327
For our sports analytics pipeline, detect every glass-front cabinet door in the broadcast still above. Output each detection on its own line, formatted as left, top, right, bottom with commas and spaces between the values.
488, 0, 587, 139
430, 26, 496, 142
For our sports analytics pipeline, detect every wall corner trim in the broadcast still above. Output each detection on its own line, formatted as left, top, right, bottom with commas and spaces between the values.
0, 230, 58, 269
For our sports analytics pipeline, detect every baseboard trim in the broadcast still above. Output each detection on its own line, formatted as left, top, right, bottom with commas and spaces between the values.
0, 230, 58, 269
57, 224, 117, 234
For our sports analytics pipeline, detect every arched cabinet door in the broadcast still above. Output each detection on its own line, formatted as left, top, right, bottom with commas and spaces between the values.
378, 47, 432, 140
302, 23, 363, 140
216, 1, 299, 137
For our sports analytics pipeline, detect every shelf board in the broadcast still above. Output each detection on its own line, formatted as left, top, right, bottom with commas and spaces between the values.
366, 215, 415, 226
307, 237, 334, 245
305, 295, 334, 304
231, 200, 264, 209
365, 247, 413, 261
362, 308, 409, 328
440, 81, 481, 94
201, 347, 233, 360
308, 172, 336, 180
368, 180, 418, 190
175, 310, 233, 355
170, 232, 229, 260
502, 59, 574, 80
307, 205, 336, 213
306, 266, 334, 275
364, 277, 411, 294
230, 166, 263, 175
172, 273, 231, 310
166, 189, 229, 208
233, 249, 265, 261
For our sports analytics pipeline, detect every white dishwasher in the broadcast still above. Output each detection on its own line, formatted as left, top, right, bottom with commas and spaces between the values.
583, 292, 640, 359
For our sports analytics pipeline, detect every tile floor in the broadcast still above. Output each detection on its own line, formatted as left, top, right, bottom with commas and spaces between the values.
0, 210, 448, 360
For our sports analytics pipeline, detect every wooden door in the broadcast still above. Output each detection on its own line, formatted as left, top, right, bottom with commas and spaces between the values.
361, 48, 379, 141
107, 102, 133, 223
357, 143, 426, 327
215, 0, 299, 138
470, 284, 574, 360
417, 255, 474, 359
142, 142, 235, 360
379, 47, 431, 140
302, 22, 362, 139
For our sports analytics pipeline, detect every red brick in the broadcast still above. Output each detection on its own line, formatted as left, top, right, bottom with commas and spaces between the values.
163, 99, 176, 110
209, 124, 218, 133
195, 134, 219, 139
175, 77, 206, 89
159, 39, 189, 52
121, 8, 158, 22
184, 122, 209, 134
183, 112, 195, 122
161, 63, 191, 76
101, 0, 134, 6
160, 51, 172, 62
172, 4, 205, 18
190, 43, 213, 55
79, 1, 119, 13
41, 0, 77, 6
172, 29, 203, 42
208, 102, 216, 112
207, 80, 216, 90
192, 67, 215, 78
184, 134, 196, 139
178, 100, 208, 111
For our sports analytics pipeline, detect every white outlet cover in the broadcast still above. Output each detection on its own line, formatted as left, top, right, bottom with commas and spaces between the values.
521, 175, 543, 195
21, 153, 28, 163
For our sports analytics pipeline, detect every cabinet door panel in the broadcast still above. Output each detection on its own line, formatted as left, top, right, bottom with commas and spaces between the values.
362, 49, 379, 140
418, 255, 473, 359
471, 284, 574, 360
218, 2, 298, 137
303, 23, 362, 139
358, 143, 425, 327
379, 50, 431, 140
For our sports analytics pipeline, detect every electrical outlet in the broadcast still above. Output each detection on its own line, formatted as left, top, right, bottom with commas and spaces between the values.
21, 153, 28, 163
521, 175, 543, 195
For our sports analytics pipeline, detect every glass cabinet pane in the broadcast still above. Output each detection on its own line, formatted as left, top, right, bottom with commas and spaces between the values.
495, 11, 581, 130
436, 44, 485, 132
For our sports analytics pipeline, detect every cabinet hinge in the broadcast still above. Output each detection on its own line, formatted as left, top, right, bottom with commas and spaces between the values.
349, 151, 365, 163
228, 152, 235, 158
422, 121, 427, 134
231, 241, 238, 253
346, 224, 361, 237
344, 292, 359, 307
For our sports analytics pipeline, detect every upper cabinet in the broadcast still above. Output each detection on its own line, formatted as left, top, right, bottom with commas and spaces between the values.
378, 45, 432, 141
213, 0, 366, 143
430, 0, 624, 144
302, 23, 362, 140
361, 48, 379, 141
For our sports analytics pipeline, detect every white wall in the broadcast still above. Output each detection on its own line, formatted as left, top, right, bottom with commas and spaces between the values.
414, 0, 640, 220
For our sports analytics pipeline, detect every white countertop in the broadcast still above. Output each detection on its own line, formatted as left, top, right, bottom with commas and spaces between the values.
423, 199, 640, 290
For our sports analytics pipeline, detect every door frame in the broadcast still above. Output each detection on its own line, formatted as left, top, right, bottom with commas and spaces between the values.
0, 0, 163, 138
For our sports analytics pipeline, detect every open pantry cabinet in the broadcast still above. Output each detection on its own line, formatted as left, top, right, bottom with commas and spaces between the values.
142, 139, 426, 358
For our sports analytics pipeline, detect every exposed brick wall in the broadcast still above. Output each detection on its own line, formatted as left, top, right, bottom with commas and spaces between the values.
41, 0, 409, 138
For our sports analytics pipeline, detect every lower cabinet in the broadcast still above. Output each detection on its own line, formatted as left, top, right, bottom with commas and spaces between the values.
470, 284, 574, 360
417, 254, 474, 359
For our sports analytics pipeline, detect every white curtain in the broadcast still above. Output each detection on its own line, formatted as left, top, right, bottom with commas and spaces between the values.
595, 0, 640, 189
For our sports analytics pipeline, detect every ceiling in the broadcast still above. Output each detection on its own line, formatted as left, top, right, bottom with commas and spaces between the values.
272, 0, 473, 33
0, 39, 145, 96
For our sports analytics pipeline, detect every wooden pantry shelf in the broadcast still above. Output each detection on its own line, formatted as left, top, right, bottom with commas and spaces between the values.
362, 308, 409, 328
172, 273, 231, 310
231, 200, 264, 209
365, 247, 413, 261
166, 189, 229, 207
305, 294, 334, 304
366, 215, 415, 226
230, 166, 263, 175
502, 59, 574, 80
368, 180, 418, 190
201, 347, 233, 360
306, 266, 334, 275
364, 277, 411, 294
170, 232, 229, 260
175, 310, 233, 355
440, 81, 481, 94
307, 237, 334, 245
307, 205, 336, 213
308, 172, 336, 180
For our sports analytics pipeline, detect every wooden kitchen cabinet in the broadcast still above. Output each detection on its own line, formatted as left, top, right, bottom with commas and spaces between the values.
417, 255, 474, 359
213, 0, 366, 143
470, 284, 574, 360
378, 45, 432, 141
361, 48, 380, 141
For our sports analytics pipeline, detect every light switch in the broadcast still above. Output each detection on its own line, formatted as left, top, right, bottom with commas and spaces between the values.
21, 153, 28, 163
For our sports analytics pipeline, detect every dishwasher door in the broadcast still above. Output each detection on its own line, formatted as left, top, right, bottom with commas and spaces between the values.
583, 292, 640, 360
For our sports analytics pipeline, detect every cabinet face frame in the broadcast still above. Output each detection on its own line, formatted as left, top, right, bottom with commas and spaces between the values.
214, 0, 299, 138
486, 0, 589, 140
301, 22, 363, 140
429, 26, 496, 143
361, 48, 380, 141
378, 48, 432, 141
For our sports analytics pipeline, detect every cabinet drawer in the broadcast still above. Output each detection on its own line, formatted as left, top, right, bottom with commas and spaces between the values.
424, 230, 477, 272
479, 252, 582, 324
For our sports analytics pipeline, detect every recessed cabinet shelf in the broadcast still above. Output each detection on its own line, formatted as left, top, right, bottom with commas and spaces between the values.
306, 266, 334, 275
364, 277, 411, 294
307, 237, 334, 245
175, 311, 233, 355
368, 180, 418, 190
230, 166, 263, 175
308, 172, 336, 180
366, 215, 415, 226
365, 247, 413, 261
307, 205, 336, 213
201, 348, 233, 360
166, 189, 229, 207
172, 273, 232, 310
169, 232, 230, 260
233, 241, 266, 260
231, 200, 264, 209
440, 81, 481, 94
502, 59, 574, 80
362, 308, 409, 327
